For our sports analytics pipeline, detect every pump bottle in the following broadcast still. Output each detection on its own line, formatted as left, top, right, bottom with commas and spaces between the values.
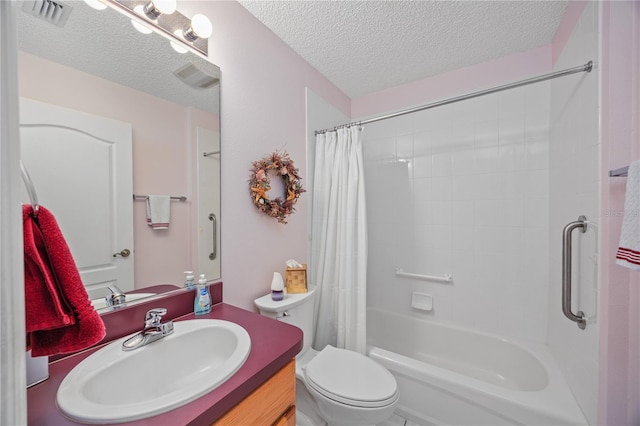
194, 274, 211, 315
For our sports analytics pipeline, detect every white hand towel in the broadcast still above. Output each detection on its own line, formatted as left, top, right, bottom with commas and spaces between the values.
616, 161, 640, 270
146, 195, 170, 230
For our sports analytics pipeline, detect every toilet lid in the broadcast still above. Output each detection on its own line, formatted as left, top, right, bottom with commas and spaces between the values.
304, 345, 398, 408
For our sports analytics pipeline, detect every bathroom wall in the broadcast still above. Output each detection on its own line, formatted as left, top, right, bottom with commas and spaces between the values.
547, 2, 600, 424
17, 52, 216, 288
179, 1, 350, 310
363, 74, 552, 343
599, 1, 640, 424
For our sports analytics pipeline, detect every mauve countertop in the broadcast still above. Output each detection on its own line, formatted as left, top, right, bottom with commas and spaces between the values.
27, 303, 303, 426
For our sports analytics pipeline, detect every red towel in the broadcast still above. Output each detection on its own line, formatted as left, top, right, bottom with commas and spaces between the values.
23, 205, 105, 356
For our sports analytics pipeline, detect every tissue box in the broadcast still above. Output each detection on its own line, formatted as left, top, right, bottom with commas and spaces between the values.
286, 264, 307, 293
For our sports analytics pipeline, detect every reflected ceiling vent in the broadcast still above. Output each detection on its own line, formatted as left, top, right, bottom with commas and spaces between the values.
22, 0, 73, 27
173, 63, 220, 89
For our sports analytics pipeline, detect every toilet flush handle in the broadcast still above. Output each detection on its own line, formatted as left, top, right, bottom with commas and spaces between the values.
276, 311, 290, 321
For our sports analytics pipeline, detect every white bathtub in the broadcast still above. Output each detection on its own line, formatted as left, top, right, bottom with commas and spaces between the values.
367, 308, 587, 425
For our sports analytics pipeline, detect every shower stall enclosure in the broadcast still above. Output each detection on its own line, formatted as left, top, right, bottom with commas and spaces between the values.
362, 3, 599, 424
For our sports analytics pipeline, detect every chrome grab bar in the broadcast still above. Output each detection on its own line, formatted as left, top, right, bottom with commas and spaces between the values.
395, 268, 453, 283
209, 213, 217, 260
562, 216, 587, 330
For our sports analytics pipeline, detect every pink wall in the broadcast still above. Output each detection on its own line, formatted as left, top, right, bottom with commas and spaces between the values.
352, 45, 551, 119
18, 52, 217, 289
178, 1, 350, 310
599, 2, 640, 424
551, 1, 588, 67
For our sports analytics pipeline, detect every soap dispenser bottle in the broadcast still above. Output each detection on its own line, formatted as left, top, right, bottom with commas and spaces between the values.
194, 274, 211, 315
184, 271, 195, 289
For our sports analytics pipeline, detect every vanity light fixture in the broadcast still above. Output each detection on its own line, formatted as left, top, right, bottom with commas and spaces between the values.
95, 0, 211, 57
140, 0, 176, 20
183, 14, 213, 42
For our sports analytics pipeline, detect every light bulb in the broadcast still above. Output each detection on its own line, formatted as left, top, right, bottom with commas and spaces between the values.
131, 18, 153, 34
170, 40, 188, 54
153, 0, 176, 15
184, 14, 212, 41
83, 0, 107, 10
191, 14, 213, 38
142, 0, 176, 19
130, 6, 154, 34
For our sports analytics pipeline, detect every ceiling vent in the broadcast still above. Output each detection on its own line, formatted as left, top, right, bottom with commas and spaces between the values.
174, 63, 220, 89
22, 0, 73, 28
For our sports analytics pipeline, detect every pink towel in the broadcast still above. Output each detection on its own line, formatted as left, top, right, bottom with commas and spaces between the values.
23, 205, 105, 356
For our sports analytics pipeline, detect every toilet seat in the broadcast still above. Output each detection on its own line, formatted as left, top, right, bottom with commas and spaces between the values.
303, 345, 398, 408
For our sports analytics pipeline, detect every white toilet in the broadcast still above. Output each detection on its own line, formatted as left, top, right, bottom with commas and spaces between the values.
255, 287, 398, 426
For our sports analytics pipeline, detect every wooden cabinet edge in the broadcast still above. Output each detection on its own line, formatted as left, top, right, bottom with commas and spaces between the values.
273, 404, 296, 426
212, 360, 296, 426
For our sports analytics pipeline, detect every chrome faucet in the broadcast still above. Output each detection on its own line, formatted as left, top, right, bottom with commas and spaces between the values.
122, 308, 174, 351
105, 284, 126, 307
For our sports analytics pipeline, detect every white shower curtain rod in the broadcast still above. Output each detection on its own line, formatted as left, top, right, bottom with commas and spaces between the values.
315, 60, 593, 135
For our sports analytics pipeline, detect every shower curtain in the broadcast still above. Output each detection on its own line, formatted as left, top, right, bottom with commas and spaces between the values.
311, 126, 368, 354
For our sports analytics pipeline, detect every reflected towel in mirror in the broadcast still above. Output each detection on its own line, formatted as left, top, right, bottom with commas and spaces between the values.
146, 195, 171, 229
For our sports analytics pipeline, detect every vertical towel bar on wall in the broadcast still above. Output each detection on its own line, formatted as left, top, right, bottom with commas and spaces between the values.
562, 215, 587, 330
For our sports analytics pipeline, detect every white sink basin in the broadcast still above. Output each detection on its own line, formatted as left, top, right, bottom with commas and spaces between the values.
56, 319, 251, 424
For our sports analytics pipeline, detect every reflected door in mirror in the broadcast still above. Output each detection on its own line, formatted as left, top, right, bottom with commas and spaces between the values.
20, 98, 134, 299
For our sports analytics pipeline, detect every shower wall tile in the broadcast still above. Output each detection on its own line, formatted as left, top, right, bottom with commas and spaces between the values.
432, 152, 453, 177
452, 149, 476, 175
365, 79, 551, 343
474, 93, 500, 123
396, 134, 414, 159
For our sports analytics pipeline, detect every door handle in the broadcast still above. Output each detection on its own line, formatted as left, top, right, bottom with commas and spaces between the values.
113, 249, 131, 258
562, 216, 587, 330
209, 213, 217, 260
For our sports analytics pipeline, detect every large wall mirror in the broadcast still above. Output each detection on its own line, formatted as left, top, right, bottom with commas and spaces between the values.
17, 1, 221, 312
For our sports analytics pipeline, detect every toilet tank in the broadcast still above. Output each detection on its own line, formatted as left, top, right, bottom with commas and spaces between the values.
254, 286, 316, 354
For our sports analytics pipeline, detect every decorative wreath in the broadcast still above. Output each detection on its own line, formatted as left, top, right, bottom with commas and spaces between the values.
249, 150, 305, 224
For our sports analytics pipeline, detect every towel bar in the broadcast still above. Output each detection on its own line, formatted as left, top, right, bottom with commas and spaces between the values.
132, 194, 187, 201
609, 166, 629, 177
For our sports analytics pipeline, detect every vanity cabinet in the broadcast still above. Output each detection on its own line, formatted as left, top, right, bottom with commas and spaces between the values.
213, 360, 296, 426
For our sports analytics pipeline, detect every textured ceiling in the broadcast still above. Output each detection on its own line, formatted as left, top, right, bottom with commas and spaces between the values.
239, 0, 568, 98
17, 1, 219, 113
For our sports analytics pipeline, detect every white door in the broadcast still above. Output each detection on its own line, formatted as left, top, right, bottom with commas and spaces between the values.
20, 98, 134, 300
197, 127, 220, 279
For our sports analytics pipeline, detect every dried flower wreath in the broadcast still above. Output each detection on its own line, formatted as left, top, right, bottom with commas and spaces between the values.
249, 150, 305, 224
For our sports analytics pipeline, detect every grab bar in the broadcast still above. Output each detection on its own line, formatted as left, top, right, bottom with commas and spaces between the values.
562, 216, 587, 330
395, 268, 453, 283
208, 213, 217, 260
